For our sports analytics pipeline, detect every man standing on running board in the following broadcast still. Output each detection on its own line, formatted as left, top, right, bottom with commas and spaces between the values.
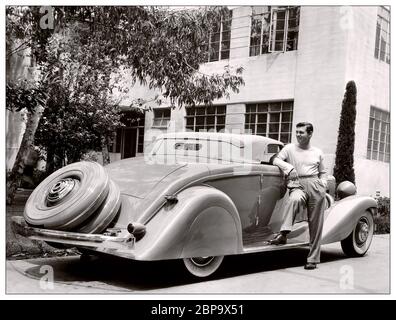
271, 122, 327, 270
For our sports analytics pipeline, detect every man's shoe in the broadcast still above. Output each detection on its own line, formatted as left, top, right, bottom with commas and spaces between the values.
304, 262, 317, 270
269, 233, 287, 245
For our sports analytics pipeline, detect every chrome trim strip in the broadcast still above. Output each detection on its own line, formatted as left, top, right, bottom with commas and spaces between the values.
243, 242, 310, 254
142, 170, 283, 224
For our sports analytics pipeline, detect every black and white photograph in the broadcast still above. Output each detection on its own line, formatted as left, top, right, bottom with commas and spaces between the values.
4, 2, 391, 300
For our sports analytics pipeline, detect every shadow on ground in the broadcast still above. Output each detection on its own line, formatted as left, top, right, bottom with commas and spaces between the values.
20, 246, 350, 292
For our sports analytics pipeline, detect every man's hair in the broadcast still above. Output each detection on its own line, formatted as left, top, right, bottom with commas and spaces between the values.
296, 122, 314, 134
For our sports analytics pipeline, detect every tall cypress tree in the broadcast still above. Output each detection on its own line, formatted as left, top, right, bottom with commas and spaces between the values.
333, 80, 357, 185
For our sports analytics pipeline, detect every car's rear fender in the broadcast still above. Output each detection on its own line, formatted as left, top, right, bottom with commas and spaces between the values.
321, 195, 377, 245
133, 185, 243, 261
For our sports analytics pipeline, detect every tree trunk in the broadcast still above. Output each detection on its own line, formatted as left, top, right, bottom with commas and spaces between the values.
45, 146, 54, 175
6, 105, 44, 205
101, 136, 110, 166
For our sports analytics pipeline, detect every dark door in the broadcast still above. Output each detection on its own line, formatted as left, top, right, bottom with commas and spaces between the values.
122, 128, 137, 159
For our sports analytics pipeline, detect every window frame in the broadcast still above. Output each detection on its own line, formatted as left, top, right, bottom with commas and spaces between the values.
244, 101, 293, 144
250, 6, 300, 56
185, 105, 227, 132
152, 107, 171, 128
367, 106, 390, 162
374, 6, 390, 64
268, 7, 288, 53
208, 12, 232, 62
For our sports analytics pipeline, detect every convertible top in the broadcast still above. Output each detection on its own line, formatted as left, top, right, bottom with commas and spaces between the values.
155, 132, 284, 163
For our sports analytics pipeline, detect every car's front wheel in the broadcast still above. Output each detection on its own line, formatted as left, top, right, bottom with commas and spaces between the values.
341, 210, 374, 257
183, 256, 224, 278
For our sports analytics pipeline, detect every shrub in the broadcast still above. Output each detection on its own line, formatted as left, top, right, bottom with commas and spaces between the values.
81, 150, 101, 163
374, 197, 390, 234
32, 169, 48, 186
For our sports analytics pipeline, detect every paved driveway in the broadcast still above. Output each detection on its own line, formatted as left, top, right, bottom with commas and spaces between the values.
6, 235, 390, 294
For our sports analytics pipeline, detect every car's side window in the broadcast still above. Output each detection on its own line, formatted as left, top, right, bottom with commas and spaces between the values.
267, 144, 282, 153
174, 142, 202, 151
261, 144, 283, 164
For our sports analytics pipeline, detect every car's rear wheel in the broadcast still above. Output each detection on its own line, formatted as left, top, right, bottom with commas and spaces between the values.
183, 256, 224, 278
341, 210, 374, 257
24, 161, 110, 230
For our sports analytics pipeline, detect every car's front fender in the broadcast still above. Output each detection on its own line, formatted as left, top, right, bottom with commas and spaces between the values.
321, 195, 377, 245
133, 185, 243, 261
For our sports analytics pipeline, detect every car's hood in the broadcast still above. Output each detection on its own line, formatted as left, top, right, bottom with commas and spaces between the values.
105, 157, 187, 199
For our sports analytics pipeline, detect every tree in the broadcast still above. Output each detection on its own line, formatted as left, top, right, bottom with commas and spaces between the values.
6, 6, 245, 204
6, 103, 46, 205
333, 81, 357, 186
6, 82, 46, 113
34, 23, 127, 170
6, 6, 54, 204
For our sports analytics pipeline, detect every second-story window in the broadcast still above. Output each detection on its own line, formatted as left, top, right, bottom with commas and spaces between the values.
208, 11, 232, 62
250, 6, 300, 56
374, 6, 390, 64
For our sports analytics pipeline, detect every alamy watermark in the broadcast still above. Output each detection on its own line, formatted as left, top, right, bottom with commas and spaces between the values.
39, 6, 55, 30
339, 6, 354, 31
39, 265, 54, 290
339, 265, 354, 290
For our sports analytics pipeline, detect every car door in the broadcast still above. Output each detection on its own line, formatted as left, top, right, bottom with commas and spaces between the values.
205, 169, 261, 231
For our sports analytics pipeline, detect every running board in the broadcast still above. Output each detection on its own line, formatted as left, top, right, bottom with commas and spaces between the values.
243, 241, 310, 254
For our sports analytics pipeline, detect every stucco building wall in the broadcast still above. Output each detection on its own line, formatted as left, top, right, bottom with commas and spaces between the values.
157, 6, 389, 196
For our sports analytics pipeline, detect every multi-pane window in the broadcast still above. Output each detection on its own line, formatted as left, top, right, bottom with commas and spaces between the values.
208, 11, 232, 62
185, 105, 226, 132
367, 107, 390, 162
250, 6, 300, 56
153, 108, 171, 128
374, 6, 390, 64
245, 101, 293, 143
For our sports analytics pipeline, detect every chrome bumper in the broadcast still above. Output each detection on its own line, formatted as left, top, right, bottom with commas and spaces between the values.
11, 216, 135, 258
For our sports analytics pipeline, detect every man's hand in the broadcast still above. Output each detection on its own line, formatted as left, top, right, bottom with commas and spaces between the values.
287, 168, 299, 180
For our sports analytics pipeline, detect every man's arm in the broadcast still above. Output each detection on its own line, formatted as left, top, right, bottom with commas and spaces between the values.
272, 145, 297, 179
272, 157, 295, 176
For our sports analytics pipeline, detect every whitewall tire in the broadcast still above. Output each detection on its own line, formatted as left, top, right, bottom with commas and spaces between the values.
341, 210, 374, 257
183, 256, 224, 278
24, 161, 109, 230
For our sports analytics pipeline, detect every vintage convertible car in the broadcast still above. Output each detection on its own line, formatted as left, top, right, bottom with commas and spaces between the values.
12, 132, 377, 277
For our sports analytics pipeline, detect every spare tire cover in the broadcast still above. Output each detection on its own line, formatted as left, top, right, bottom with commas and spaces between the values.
76, 179, 121, 234
24, 161, 109, 230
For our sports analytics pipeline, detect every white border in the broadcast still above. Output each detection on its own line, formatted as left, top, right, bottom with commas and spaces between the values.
2, 0, 393, 301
